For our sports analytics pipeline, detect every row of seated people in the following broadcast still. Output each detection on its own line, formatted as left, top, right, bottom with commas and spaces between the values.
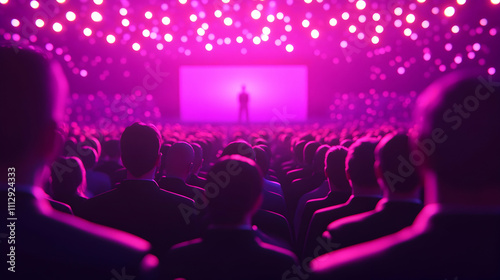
1, 46, 500, 279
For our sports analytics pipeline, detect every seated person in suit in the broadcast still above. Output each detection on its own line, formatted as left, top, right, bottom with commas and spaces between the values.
186, 142, 207, 188
0, 46, 156, 279
50, 156, 89, 215
293, 145, 331, 237
222, 141, 286, 216
311, 72, 500, 279
282, 141, 321, 217
322, 133, 422, 250
158, 141, 205, 200
295, 146, 352, 252
78, 146, 111, 197
80, 122, 199, 254
254, 145, 284, 197
162, 155, 297, 280
303, 139, 382, 258
278, 139, 307, 181
94, 139, 124, 185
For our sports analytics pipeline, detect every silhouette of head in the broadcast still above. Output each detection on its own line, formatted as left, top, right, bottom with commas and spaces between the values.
325, 146, 350, 191
82, 136, 102, 158
120, 122, 161, 178
414, 72, 500, 190
79, 146, 98, 171
190, 142, 204, 174
304, 141, 322, 167
376, 133, 419, 193
312, 145, 330, 173
51, 156, 86, 198
346, 138, 379, 188
221, 141, 256, 160
0, 47, 67, 173
293, 140, 308, 164
206, 155, 263, 225
253, 145, 270, 175
164, 141, 194, 179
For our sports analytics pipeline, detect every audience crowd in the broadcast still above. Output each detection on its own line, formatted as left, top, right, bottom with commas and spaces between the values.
1, 46, 499, 280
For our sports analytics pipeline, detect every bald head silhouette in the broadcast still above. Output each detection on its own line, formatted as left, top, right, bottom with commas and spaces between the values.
164, 141, 195, 180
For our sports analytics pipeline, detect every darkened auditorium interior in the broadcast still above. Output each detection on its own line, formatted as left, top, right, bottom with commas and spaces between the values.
1, 0, 500, 279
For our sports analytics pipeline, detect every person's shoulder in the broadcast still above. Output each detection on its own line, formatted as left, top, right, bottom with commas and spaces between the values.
327, 210, 376, 232
157, 188, 195, 204
163, 237, 204, 263
31, 207, 153, 265
186, 182, 204, 192
311, 225, 426, 278
255, 239, 297, 263
85, 187, 119, 202
264, 179, 281, 187
314, 201, 350, 217
170, 237, 204, 251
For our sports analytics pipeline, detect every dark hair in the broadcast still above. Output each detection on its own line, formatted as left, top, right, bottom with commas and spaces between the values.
313, 145, 330, 173
220, 141, 255, 160
51, 156, 86, 197
346, 138, 379, 187
79, 146, 98, 170
206, 155, 263, 224
253, 145, 270, 175
293, 140, 307, 163
325, 146, 350, 188
376, 133, 419, 193
120, 122, 161, 178
82, 136, 102, 158
414, 72, 500, 188
304, 141, 321, 166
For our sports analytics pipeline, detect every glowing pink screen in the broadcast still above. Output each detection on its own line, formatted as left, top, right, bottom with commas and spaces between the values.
179, 65, 308, 122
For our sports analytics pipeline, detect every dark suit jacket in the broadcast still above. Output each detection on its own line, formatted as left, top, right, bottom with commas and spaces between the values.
286, 173, 326, 224
253, 209, 293, 248
162, 228, 297, 280
262, 188, 287, 217
303, 196, 381, 258
311, 204, 500, 280
186, 173, 207, 189
324, 199, 423, 250
79, 179, 199, 254
158, 176, 205, 201
295, 190, 351, 255
1, 190, 155, 280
